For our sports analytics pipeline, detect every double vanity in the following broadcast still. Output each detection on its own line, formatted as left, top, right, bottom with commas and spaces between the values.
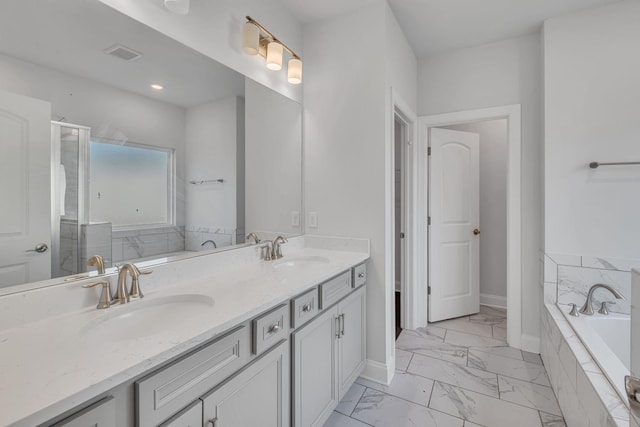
0, 236, 369, 427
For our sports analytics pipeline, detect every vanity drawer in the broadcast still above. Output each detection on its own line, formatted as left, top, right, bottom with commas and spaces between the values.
291, 287, 319, 328
353, 263, 367, 288
253, 304, 289, 355
319, 271, 352, 309
136, 326, 250, 427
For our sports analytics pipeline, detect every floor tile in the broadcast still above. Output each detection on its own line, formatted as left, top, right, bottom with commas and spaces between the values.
468, 346, 523, 361
356, 371, 434, 406
492, 326, 507, 339
406, 340, 468, 365
408, 353, 499, 397
463, 422, 484, 427
396, 330, 445, 354
430, 318, 493, 338
323, 411, 372, 427
412, 325, 448, 340
444, 330, 508, 348
395, 349, 413, 371
498, 375, 562, 416
335, 382, 366, 416
539, 411, 566, 427
468, 349, 551, 387
352, 388, 464, 427
429, 381, 542, 427
469, 312, 507, 326
522, 351, 543, 365
478, 305, 507, 317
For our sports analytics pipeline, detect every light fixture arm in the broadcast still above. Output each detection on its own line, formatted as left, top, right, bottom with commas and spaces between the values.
246, 16, 300, 60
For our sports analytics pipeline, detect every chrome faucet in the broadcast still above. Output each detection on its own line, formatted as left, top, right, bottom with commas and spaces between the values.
273, 235, 288, 259
579, 283, 624, 315
113, 263, 152, 304
87, 255, 105, 274
201, 239, 217, 248
246, 232, 260, 244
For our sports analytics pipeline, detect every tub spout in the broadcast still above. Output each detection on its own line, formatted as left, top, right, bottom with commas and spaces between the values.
578, 283, 624, 316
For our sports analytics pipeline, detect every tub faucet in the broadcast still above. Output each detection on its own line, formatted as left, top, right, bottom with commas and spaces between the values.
578, 283, 624, 315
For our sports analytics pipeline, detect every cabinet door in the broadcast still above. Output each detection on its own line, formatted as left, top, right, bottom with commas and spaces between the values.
52, 397, 115, 427
202, 340, 289, 427
159, 400, 202, 427
338, 286, 366, 400
292, 306, 339, 427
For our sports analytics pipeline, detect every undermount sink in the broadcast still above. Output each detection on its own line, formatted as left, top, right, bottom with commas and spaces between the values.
80, 294, 214, 342
272, 255, 330, 271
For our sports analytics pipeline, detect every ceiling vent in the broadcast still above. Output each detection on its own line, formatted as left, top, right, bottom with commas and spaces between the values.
103, 44, 142, 61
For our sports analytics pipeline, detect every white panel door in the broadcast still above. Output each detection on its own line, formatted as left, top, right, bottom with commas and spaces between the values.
428, 128, 480, 322
0, 89, 51, 287
629, 270, 640, 426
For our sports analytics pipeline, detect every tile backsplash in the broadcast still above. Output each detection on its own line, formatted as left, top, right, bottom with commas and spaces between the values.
544, 253, 640, 314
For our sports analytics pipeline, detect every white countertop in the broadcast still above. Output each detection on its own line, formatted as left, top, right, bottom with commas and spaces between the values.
0, 243, 368, 426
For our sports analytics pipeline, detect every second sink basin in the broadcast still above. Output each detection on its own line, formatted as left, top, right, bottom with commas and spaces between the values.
81, 294, 215, 342
272, 255, 330, 271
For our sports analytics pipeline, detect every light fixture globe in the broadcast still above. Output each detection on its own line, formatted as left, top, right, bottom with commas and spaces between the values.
164, 0, 190, 14
242, 22, 260, 55
287, 58, 302, 84
266, 42, 283, 71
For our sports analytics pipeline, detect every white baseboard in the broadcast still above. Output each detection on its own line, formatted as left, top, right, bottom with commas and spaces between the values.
361, 357, 395, 386
521, 333, 541, 354
480, 293, 507, 309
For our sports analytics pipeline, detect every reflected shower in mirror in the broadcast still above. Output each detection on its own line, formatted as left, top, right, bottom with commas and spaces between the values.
0, 0, 302, 290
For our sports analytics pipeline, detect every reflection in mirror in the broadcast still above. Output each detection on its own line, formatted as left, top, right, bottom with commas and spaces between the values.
0, 0, 302, 290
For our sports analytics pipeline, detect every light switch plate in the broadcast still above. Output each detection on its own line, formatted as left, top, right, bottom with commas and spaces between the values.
291, 211, 300, 227
308, 212, 318, 228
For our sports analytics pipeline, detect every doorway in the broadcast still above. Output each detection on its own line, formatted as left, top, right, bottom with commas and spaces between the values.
428, 120, 508, 332
416, 105, 523, 348
394, 114, 407, 339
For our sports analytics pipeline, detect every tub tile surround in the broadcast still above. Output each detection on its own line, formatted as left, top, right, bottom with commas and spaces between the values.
540, 303, 629, 427
0, 235, 369, 426
544, 252, 640, 315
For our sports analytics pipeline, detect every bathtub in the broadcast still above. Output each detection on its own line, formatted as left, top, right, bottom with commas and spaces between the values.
560, 305, 630, 402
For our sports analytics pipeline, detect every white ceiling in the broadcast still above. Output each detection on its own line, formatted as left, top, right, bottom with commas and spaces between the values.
0, 0, 244, 108
278, 0, 621, 58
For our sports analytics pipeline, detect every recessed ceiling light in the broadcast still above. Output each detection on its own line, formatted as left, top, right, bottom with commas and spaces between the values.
151, 84, 164, 90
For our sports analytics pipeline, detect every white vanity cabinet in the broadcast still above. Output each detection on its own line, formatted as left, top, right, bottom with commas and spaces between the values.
202, 340, 290, 427
292, 284, 367, 427
51, 397, 115, 427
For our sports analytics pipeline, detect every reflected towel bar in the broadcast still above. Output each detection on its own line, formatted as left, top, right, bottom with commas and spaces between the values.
189, 179, 224, 184
589, 162, 640, 169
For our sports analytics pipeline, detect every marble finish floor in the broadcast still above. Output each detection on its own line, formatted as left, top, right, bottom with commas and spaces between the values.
324, 306, 566, 427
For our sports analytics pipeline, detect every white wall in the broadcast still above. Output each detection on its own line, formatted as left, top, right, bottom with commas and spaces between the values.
444, 120, 508, 302
0, 52, 187, 226
544, 0, 640, 260
245, 79, 302, 237
98, 0, 303, 103
418, 34, 543, 339
304, 1, 417, 382
185, 97, 242, 233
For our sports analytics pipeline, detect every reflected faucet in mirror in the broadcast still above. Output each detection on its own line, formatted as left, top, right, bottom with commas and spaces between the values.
87, 255, 105, 275
246, 233, 261, 244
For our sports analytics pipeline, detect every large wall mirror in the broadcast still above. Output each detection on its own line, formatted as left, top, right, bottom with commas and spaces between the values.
0, 0, 302, 290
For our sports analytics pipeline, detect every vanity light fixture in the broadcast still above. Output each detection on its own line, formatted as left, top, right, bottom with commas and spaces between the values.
164, 0, 190, 15
151, 84, 164, 90
242, 16, 302, 84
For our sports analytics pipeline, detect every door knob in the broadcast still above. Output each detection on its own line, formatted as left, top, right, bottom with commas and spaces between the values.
25, 243, 48, 253
473, 229, 480, 235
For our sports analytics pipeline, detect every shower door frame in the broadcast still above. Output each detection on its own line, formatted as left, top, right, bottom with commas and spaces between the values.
50, 121, 91, 279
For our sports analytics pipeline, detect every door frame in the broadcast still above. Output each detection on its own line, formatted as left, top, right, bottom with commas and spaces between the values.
391, 90, 419, 331
418, 105, 522, 349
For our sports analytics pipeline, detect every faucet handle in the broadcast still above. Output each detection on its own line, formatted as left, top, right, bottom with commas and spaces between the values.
261, 241, 273, 261
82, 281, 112, 309
568, 303, 580, 317
598, 301, 616, 315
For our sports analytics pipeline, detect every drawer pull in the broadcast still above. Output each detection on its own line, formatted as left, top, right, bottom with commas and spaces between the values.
302, 303, 312, 312
358, 272, 365, 278
208, 418, 219, 427
268, 324, 281, 333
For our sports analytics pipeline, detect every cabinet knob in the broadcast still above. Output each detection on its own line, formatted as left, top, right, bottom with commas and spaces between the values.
358, 272, 365, 278
269, 324, 280, 333
302, 303, 312, 312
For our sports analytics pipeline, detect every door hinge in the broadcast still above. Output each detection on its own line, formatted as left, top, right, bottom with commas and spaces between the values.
427, 147, 431, 156
428, 216, 431, 226
428, 286, 431, 295
400, 232, 405, 238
